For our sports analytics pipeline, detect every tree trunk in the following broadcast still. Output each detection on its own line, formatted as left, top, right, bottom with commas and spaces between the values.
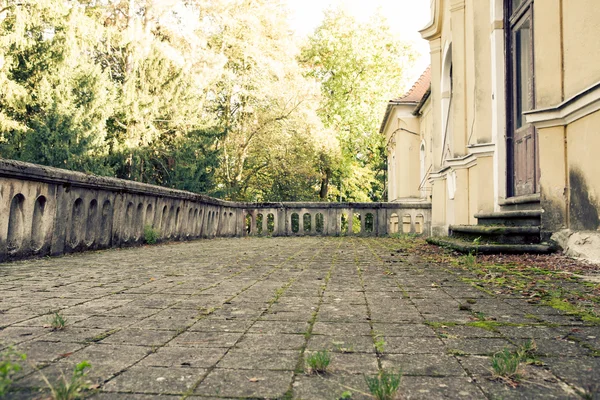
319, 170, 329, 200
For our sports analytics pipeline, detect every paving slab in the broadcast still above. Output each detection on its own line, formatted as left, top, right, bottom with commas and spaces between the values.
0, 236, 598, 399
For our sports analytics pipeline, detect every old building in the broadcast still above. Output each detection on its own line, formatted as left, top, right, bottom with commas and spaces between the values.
382, 0, 600, 262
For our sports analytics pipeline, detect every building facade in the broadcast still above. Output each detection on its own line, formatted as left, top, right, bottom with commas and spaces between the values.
381, 0, 600, 262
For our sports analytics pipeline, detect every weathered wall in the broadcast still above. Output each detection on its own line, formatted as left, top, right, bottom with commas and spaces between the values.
0, 159, 431, 262
417, 0, 496, 234
384, 105, 423, 200
526, 2, 600, 257
562, 0, 600, 100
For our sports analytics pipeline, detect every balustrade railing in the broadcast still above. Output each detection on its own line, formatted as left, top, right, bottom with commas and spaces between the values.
0, 159, 431, 261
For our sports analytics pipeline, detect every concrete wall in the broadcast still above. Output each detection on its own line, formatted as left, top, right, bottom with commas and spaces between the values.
415, 0, 497, 236
0, 159, 431, 262
384, 104, 423, 200
524, 1, 600, 261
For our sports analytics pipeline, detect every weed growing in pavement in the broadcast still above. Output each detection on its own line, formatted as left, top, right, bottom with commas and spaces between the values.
333, 342, 355, 354
491, 339, 539, 385
0, 347, 26, 397
339, 390, 353, 399
39, 361, 92, 400
49, 312, 68, 331
374, 337, 386, 355
474, 311, 489, 321
365, 369, 402, 400
447, 348, 467, 356
516, 339, 538, 363
373, 332, 386, 355
491, 349, 522, 383
143, 225, 159, 245
463, 252, 477, 268
306, 350, 331, 374
87, 329, 118, 343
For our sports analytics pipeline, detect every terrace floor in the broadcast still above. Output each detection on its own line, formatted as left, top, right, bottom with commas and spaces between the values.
1, 236, 599, 399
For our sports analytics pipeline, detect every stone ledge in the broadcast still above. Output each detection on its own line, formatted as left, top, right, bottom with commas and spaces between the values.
426, 236, 556, 255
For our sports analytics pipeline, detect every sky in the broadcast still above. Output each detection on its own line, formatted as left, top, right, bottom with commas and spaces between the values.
285, 0, 432, 83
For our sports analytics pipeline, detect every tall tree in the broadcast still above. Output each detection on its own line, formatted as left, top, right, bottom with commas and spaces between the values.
0, 0, 115, 173
202, 0, 339, 201
300, 8, 416, 201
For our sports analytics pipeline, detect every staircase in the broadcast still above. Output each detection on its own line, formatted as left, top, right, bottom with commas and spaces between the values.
427, 195, 557, 254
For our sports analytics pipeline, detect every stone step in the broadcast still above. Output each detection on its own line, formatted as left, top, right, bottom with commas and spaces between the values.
449, 224, 541, 244
475, 210, 542, 226
498, 194, 541, 212
427, 236, 556, 255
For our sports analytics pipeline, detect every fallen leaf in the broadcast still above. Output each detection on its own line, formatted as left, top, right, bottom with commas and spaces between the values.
248, 377, 263, 382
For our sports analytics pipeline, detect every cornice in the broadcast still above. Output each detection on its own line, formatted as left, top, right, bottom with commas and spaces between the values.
467, 143, 496, 157
525, 81, 600, 129
419, 0, 443, 40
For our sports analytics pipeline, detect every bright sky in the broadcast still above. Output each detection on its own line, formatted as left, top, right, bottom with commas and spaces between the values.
286, 0, 432, 84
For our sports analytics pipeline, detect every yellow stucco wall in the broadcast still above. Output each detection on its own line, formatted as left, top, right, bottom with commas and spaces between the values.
563, 0, 600, 99
566, 110, 600, 231
420, 99, 433, 200
533, 0, 563, 108
392, 0, 600, 244
476, 156, 494, 215
383, 106, 423, 200
538, 126, 567, 232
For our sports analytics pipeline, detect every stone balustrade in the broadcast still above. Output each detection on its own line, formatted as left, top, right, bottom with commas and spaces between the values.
0, 159, 431, 261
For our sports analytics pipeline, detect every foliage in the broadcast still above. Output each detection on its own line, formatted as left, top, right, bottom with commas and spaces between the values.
365, 369, 402, 400
40, 361, 92, 400
49, 312, 67, 331
374, 333, 386, 355
300, 8, 416, 201
491, 340, 538, 385
0, 1, 414, 202
491, 349, 522, 383
0, 0, 115, 173
0, 347, 26, 397
143, 225, 159, 245
306, 350, 331, 374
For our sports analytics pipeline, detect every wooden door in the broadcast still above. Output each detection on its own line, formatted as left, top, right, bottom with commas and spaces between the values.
506, 0, 538, 197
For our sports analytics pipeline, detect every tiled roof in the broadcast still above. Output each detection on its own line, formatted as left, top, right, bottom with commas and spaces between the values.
392, 66, 431, 104
379, 66, 431, 133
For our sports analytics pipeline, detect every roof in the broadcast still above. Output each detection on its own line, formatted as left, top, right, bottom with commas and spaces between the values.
392, 66, 431, 104
379, 66, 431, 133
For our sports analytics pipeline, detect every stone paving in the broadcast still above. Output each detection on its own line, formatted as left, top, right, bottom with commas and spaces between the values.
1, 237, 599, 399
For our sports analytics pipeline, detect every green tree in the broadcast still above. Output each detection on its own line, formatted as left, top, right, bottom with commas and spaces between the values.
300, 8, 416, 201
0, 0, 115, 173
202, 0, 339, 201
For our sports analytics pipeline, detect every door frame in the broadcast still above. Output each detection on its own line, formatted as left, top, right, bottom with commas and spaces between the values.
504, 0, 538, 197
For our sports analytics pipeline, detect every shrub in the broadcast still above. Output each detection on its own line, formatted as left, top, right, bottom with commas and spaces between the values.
143, 225, 159, 244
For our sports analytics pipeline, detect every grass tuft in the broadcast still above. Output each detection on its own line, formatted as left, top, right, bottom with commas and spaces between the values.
365, 369, 402, 400
39, 361, 92, 400
491, 349, 522, 383
49, 312, 68, 331
491, 340, 538, 386
306, 350, 331, 374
